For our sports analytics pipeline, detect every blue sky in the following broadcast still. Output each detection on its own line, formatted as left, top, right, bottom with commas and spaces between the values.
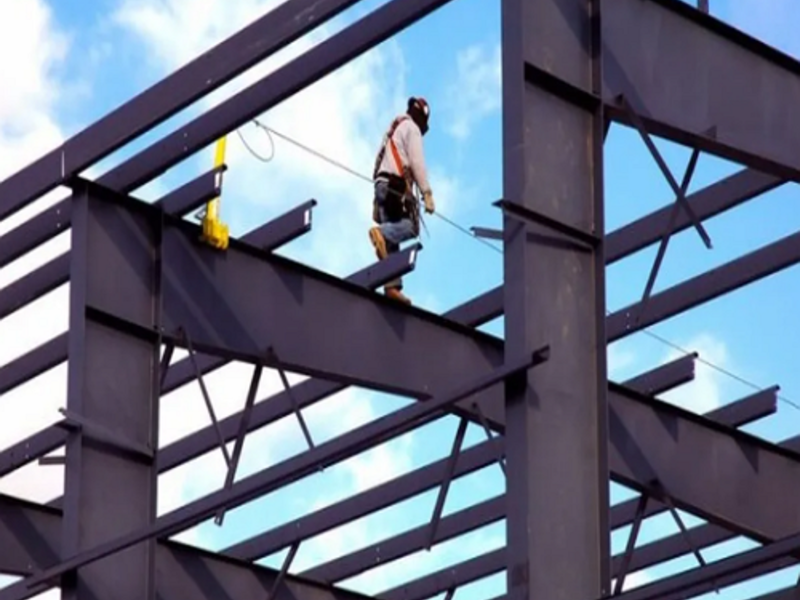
1, 0, 800, 599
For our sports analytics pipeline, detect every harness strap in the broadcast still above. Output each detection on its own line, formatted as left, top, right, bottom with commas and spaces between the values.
373, 115, 410, 187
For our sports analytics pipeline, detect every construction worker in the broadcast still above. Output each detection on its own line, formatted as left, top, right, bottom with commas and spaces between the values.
369, 97, 436, 304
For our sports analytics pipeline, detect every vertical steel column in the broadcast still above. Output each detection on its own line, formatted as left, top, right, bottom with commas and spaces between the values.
501, 2, 610, 600
62, 183, 161, 600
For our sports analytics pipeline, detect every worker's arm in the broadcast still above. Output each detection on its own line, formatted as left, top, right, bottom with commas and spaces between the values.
405, 123, 432, 195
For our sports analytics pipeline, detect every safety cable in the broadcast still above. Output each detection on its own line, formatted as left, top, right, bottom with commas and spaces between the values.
234, 119, 800, 414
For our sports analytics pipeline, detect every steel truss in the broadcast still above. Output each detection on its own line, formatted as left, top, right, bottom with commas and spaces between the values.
0, 0, 799, 599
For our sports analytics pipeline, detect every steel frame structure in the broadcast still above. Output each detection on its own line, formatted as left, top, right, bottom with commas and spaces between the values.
1, 0, 799, 599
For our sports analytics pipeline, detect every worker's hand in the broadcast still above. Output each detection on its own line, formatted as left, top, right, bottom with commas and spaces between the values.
423, 191, 435, 214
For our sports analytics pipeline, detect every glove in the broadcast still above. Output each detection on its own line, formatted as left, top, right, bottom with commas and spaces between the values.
423, 190, 435, 215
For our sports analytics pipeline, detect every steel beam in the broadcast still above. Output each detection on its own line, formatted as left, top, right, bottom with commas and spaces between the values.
0, 0, 363, 220
612, 529, 800, 600
608, 381, 800, 541
223, 356, 693, 562
0, 168, 223, 322
377, 549, 505, 600
606, 168, 782, 263
59, 180, 162, 599
502, 5, 610, 600
223, 439, 500, 561
94, 0, 457, 196
0, 334, 68, 396
602, 0, 800, 181
607, 228, 800, 341
302, 496, 505, 584
619, 353, 695, 397
0, 237, 415, 490
0, 494, 393, 600
0, 381, 773, 581
473, 165, 782, 264
0, 253, 69, 320
79, 180, 503, 400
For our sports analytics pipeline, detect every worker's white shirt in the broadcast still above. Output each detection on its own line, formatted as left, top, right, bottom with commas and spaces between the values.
375, 116, 432, 195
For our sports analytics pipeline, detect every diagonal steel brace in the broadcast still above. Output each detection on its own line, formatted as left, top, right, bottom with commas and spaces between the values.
614, 494, 649, 595
179, 327, 232, 469
215, 363, 264, 526
266, 347, 316, 453
650, 479, 720, 594
427, 417, 468, 549
471, 402, 506, 477
617, 94, 712, 250
636, 147, 701, 322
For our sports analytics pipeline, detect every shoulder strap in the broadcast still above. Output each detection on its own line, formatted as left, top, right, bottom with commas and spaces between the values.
373, 116, 409, 179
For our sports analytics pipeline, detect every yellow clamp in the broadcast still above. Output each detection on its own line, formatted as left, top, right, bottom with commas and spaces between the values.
200, 136, 230, 250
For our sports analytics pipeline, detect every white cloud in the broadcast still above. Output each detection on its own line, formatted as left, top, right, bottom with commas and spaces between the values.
442, 43, 501, 141
658, 333, 728, 414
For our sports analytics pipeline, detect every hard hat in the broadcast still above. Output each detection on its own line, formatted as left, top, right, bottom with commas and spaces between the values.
407, 96, 430, 135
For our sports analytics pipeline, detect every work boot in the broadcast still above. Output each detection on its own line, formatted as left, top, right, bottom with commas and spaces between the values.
369, 226, 388, 260
385, 286, 411, 305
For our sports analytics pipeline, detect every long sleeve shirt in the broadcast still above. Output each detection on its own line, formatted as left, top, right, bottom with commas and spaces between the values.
375, 116, 432, 195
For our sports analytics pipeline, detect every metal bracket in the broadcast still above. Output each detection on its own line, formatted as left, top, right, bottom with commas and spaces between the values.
58, 408, 155, 461
493, 199, 601, 250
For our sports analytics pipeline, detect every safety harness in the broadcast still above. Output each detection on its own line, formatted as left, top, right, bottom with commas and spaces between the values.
372, 115, 420, 235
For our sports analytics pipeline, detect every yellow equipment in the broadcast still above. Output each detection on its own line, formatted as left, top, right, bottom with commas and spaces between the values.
200, 137, 230, 250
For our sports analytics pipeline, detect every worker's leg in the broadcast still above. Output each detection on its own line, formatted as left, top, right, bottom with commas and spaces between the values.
369, 181, 416, 303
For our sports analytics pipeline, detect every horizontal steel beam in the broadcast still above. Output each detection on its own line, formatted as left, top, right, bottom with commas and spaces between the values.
224, 357, 696, 562
223, 439, 501, 560
472, 165, 782, 264
602, 0, 800, 181
273, 383, 771, 581
377, 549, 505, 600
0, 334, 68, 395
81, 180, 503, 399
608, 381, 800, 541
302, 496, 505, 583
95, 0, 457, 196
0, 0, 362, 220
0, 167, 223, 321
456, 224, 800, 357
619, 353, 695, 396
0, 494, 387, 600
607, 228, 800, 341
613, 529, 800, 600
0, 253, 69, 320
0, 233, 417, 495
606, 168, 783, 263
